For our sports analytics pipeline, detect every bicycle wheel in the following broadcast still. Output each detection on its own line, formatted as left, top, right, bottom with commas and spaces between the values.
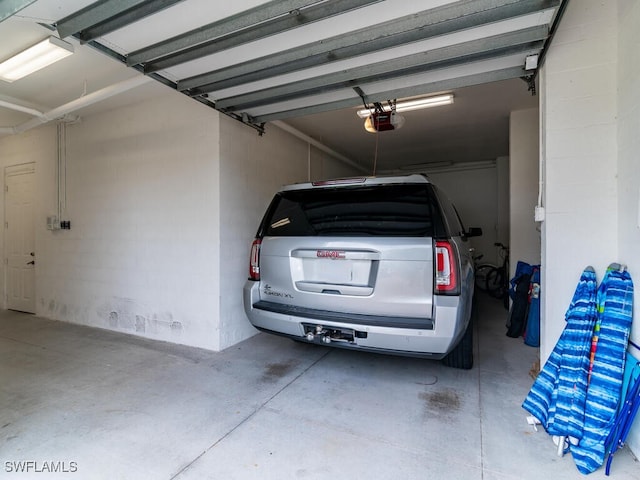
485, 267, 507, 299
474, 264, 496, 292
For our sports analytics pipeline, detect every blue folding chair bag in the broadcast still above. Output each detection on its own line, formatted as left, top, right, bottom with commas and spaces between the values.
571, 266, 634, 474
510, 261, 534, 299
522, 267, 598, 440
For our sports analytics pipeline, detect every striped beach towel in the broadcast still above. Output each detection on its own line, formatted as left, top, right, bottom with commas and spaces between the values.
571, 266, 634, 474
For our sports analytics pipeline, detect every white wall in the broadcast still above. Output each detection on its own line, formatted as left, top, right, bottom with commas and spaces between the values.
217, 118, 361, 350
218, 118, 307, 350
617, 0, 640, 353
427, 164, 505, 266
540, 0, 619, 362
1, 92, 223, 350
616, 0, 640, 455
510, 108, 541, 273
0, 88, 362, 353
542, 0, 640, 458
496, 156, 510, 254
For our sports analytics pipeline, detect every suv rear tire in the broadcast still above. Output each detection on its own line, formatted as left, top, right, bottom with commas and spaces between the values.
441, 299, 476, 369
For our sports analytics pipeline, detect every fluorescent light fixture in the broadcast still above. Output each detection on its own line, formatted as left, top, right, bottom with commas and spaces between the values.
357, 94, 454, 118
0, 36, 74, 83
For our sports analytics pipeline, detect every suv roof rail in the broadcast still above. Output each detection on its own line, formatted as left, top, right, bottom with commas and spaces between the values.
281, 173, 430, 191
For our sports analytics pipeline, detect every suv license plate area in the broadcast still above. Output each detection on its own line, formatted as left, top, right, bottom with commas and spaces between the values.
302, 323, 365, 344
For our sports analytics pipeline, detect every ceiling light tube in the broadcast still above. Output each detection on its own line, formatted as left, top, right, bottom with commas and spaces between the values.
0, 36, 74, 83
357, 94, 454, 118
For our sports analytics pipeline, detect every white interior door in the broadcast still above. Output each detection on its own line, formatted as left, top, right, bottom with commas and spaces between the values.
5, 164, 36, 313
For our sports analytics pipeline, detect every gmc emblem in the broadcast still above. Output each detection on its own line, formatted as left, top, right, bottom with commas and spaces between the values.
317, 250, 346, 259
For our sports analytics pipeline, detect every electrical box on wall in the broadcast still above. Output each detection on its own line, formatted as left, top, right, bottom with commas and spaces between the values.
46, 217, 71, 230
47, 215, 59, 230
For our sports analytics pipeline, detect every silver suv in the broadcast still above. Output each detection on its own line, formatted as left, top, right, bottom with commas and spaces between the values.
243, 174, 481, 369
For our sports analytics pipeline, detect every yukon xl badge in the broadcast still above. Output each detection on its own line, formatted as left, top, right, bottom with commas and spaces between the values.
317, 250, 346, 259
263, 284, 293, 299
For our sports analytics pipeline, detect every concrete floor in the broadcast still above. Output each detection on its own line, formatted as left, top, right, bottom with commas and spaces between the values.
1, 296, 638, 480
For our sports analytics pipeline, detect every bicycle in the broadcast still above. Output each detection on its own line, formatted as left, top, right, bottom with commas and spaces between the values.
485, 243, 510, 309
474, 254, 496, 293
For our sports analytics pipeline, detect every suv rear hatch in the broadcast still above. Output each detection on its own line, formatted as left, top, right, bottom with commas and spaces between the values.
250, 180, 446, 325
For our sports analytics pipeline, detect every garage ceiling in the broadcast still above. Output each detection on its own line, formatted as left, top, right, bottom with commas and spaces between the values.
0, 0, 566, 171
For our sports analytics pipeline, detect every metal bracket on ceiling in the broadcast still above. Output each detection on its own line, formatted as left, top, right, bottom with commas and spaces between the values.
354, 86, 380, 116
241, 112, 266, 136
353, 86, 398, 115
353, 86, 368, 111
522, 74, 536, 96
194, 94, 266, 135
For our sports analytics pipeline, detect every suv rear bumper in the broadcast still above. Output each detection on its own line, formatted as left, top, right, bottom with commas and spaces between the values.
243, 281, 466, 358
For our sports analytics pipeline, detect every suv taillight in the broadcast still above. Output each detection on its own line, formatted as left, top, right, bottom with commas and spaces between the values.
435, 240, 459, 295
249, 238, 261, 281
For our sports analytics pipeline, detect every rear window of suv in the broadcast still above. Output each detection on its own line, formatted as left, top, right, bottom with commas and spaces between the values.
260, 184, 443, 237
